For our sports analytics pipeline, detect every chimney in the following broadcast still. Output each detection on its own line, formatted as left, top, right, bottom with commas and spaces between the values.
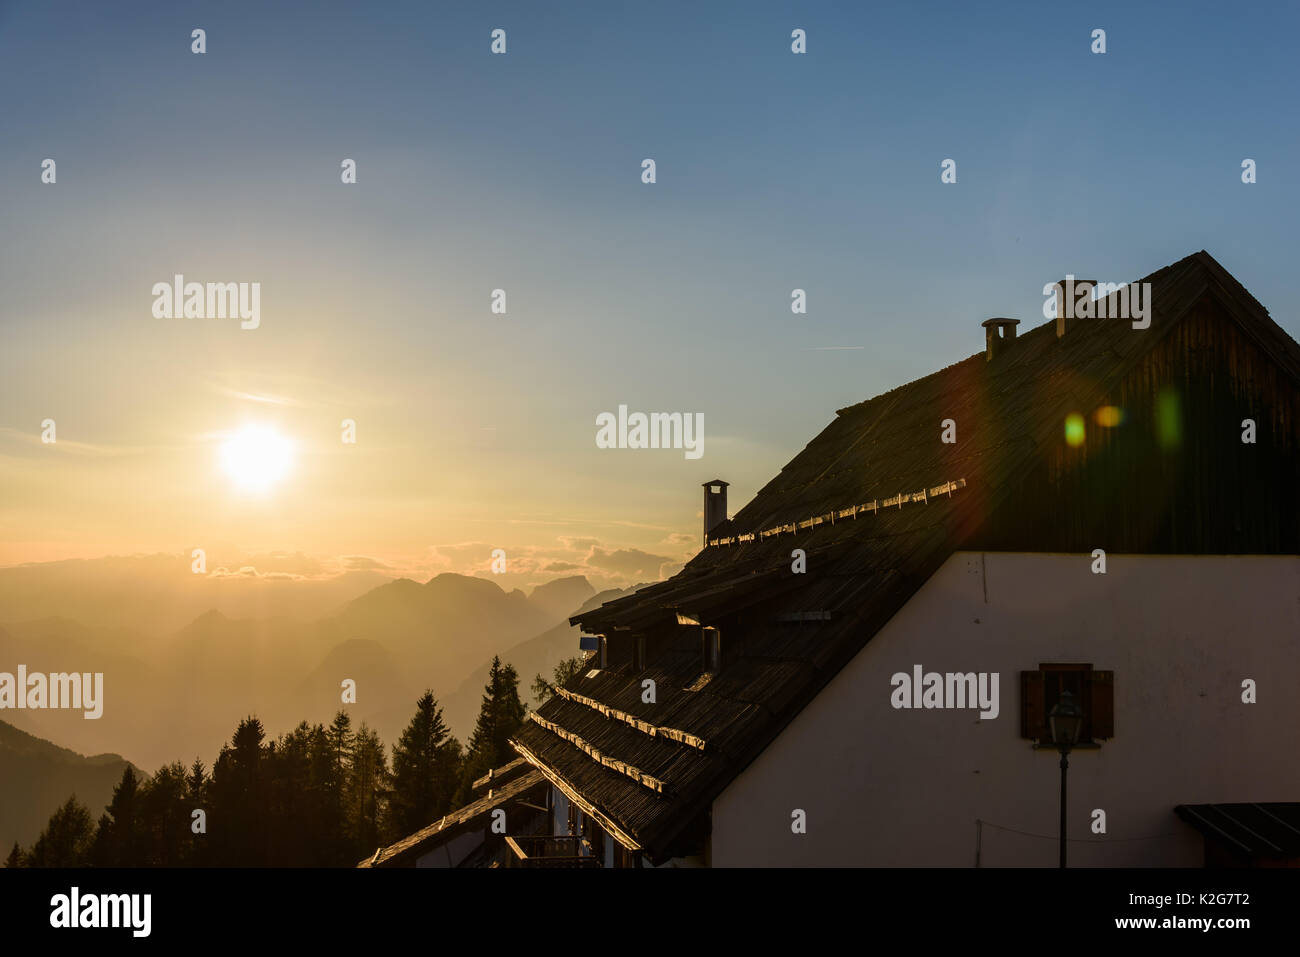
981, 318, 1019, 361
701, 626, 721, 674
702, 479, 729, 545
1053, 276, 1097, 339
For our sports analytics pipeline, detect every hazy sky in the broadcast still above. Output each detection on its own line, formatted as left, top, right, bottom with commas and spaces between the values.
2, 0, 1297, 586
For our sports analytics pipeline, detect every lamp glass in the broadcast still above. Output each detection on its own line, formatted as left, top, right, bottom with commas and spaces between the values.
1049, 689, 1083, 747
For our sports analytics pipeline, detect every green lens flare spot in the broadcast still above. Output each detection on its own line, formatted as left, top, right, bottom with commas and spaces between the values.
1065, 413, 1086, 447
1156, 388, 1182, 448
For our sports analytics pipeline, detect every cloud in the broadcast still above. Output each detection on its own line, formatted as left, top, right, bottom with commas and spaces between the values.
427, 542, 553, 580
431, 542, 496, 567
209, 565, 280, 579
658, 561, 686, 579
0, 427, 124, 457
203, 371, 390, 410
229, 551, 327, 576
585, 546, 674, 579
212, 388, 303, 407
195, 551, 399, 582
342, 555, 391, 571
417, 535, 689, 590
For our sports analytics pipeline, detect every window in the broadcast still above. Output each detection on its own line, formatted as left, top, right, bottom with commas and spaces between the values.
1020, 663, 1114, 745
632, 635, 646, 671
598, 636, 608, 669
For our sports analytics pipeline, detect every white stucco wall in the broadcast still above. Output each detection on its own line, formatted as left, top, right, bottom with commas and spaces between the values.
710, 553, 1300, 867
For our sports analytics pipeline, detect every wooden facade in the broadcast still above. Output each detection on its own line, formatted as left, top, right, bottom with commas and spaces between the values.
978, 292, 1300, 554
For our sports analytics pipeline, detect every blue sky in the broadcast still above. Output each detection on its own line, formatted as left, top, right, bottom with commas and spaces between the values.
1, 0, 1296, 579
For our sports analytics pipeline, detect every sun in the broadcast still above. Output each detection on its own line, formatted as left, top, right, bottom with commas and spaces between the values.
218, 425, 295, 493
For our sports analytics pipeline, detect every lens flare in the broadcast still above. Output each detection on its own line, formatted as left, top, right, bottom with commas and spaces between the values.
1065, 413, 1086, 447
1095, 406, 1125, 427
1156, 388, 1182, 448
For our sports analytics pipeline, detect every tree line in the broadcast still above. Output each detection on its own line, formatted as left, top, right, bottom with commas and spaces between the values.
5, 655, 550, 868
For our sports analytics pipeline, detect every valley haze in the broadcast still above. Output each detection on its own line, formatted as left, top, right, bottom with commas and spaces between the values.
0, 556, 650, 773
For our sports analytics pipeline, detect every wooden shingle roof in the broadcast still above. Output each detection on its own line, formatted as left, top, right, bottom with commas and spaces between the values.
358, 767, 545, 868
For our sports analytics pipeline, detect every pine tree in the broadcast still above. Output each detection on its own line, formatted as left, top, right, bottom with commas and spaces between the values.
139, 762, 189, 866
26, 796, 96, 867
532, 655, 586, 704
390, 691, 461, 836
4, 841, 23, 868
186, 757, 207, 806
456, 657, 526, 805
90, 812, 114, 866
184, 755, 208, 864
268, 721, 320, 865
347, 723, 389, 859
327, 710, 354, 783
208, 716, 268, 865
92, 765, 142, 866
324, 710, 354, 853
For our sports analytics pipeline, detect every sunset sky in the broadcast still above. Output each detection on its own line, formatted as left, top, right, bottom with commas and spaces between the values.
2, 0, 1297, 590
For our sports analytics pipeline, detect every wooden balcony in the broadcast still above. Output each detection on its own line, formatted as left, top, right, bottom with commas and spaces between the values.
504, 834, 601, 867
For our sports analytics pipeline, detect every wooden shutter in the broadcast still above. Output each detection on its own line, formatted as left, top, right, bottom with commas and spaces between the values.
1089, 670, 1114, 739
1021, 670, 1045, 739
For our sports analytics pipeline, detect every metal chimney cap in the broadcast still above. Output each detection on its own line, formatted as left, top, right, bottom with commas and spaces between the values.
981, 317, 1020, 329
702, 479, 730, 487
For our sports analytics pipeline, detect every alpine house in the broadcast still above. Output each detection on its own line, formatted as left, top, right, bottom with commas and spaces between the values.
506, 250, 1300, 867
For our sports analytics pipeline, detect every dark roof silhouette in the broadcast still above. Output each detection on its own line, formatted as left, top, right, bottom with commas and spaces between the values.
512, 251, 1300, 861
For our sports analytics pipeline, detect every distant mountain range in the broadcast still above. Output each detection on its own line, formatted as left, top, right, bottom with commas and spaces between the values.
0, 554, 397, 636
0, 719, 134, 853
0, 569, 643, 847
440, 586, 636, 735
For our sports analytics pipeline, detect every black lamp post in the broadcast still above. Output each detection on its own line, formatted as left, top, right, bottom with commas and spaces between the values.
1048, 690, 1083, 868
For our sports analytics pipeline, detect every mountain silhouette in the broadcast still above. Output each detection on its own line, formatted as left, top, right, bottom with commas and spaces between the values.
0, 718, 135, 853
